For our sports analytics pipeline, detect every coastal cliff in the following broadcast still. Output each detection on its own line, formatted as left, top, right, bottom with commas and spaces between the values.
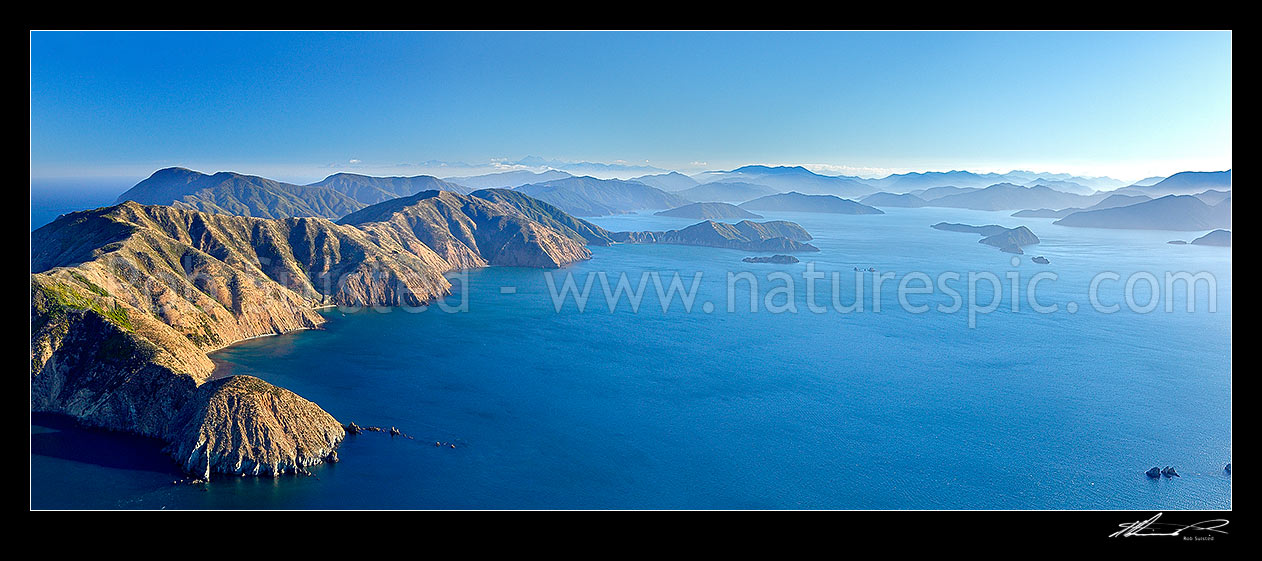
166, 376, 344, 478
31, 195, 598, 477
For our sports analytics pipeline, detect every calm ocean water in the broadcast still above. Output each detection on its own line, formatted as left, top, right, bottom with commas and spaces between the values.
31, 208, 1232, 509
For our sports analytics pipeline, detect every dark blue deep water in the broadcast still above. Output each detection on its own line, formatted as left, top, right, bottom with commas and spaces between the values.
31, 208, 1232, 509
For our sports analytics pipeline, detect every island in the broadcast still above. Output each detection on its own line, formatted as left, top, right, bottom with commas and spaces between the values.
742, 254, 800, 264
612, 220, 819, 252
931, 222, 1041, 254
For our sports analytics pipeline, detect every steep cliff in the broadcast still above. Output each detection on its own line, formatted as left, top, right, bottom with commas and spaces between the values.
166, 376, 345, 478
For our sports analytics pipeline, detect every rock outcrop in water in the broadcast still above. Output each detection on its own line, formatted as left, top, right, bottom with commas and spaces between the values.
31, 193, 599, 477
612, 220, 819, 252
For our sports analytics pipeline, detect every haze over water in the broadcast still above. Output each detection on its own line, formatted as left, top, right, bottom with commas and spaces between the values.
30, 208, 1231, 509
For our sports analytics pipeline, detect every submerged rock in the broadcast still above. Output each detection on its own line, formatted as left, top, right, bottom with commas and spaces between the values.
1031, 256, 1050, 264
1225, 463, 1231, 474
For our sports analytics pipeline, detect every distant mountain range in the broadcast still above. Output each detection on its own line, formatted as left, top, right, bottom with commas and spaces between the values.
693, 165, 875, 198
1011, 193, 1152, 219
632, 171, 699, 192
443, 169, 572, 190
309, 172, 472, 202
1054, 194, 1231, 231
1114, 170, 1231, 197
674, 181, 779, 203
103, 165, 1231, 234
739, 192, 884, 214
1022, 179, 1095, 196
514, 176, 690, 216
924, 183, 1105, 211
655, 202, 763, 220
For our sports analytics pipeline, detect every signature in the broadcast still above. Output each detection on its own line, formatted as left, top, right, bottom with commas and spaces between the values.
1109, 513, 1229, 538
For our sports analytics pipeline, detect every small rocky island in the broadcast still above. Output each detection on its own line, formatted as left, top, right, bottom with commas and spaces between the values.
1031, 256, 1050, 264
742, 254, 800, 264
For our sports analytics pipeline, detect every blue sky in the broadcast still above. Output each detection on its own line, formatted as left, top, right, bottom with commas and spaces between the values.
30, 31, 1231, 184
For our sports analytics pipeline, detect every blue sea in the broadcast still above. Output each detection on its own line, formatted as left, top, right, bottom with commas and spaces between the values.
30, 208, 1232, 509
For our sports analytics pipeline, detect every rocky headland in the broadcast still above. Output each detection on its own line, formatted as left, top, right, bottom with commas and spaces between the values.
31, 193, 597, 478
